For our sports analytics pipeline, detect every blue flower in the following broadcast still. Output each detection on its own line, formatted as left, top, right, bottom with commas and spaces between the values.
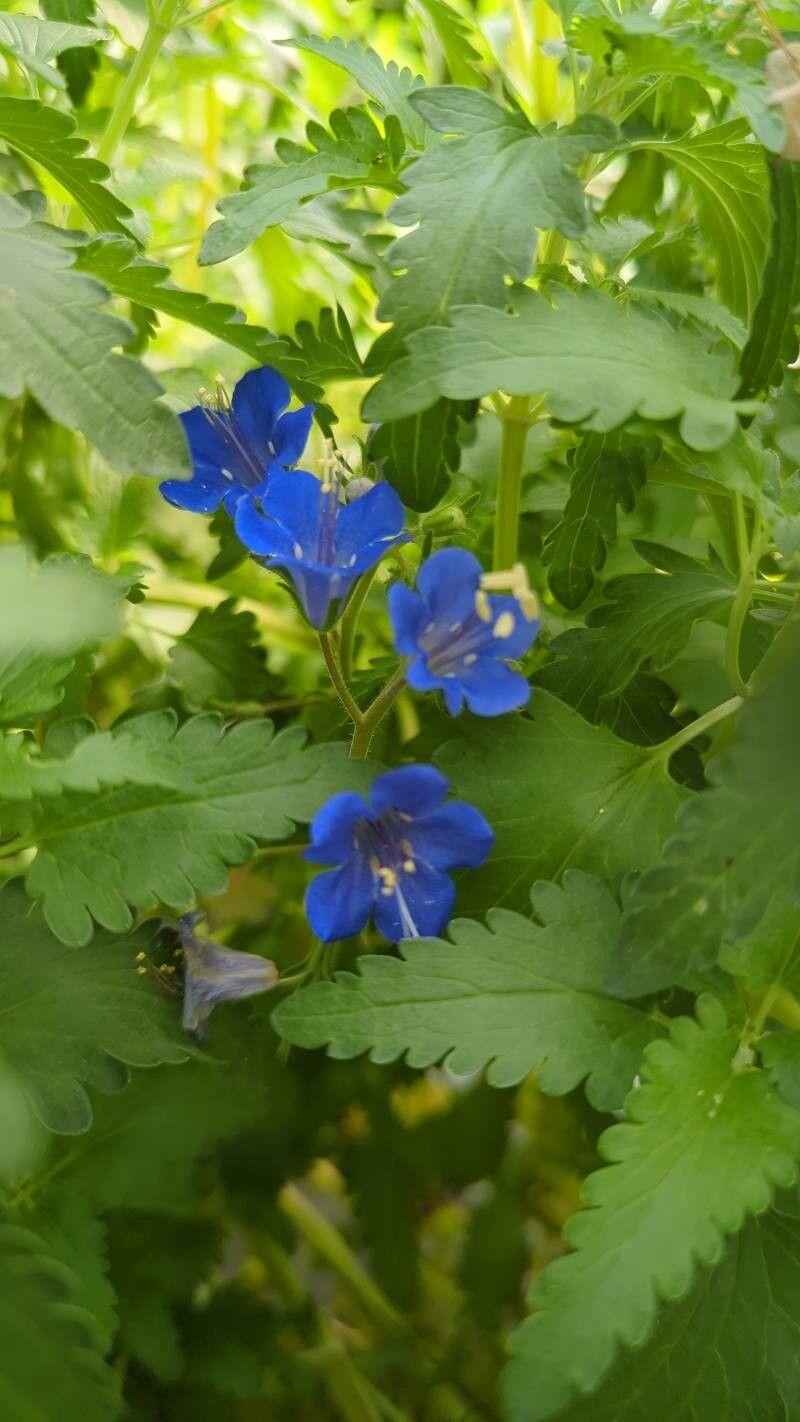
388, 548, 540, 717
160, 366, 313, 516
179, 913, 277, 1036
235, 468, 409, 629
304, 766, 493, 943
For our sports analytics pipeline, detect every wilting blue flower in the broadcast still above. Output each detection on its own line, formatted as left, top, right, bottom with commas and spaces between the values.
160, 366, 313, 516
304, 766, 493, 943
388, 548, 540, 717
235, 468, 408, 629
179, 913, 277, 1036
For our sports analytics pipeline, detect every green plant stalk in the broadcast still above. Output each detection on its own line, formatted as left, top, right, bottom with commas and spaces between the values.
493, 396, 531, 570
320, 632, 364, 725
725, 494, 760, 698
349, 670, 406, 759
652, 695, 743, 763
339, 566, 379, 682
96, 2, 182, 166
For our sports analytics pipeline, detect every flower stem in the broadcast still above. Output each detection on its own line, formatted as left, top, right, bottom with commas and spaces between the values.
96, 1, 182, 165
725, 494, 760, 698
493, 395, 531, 571
319, 633, 364, 727
339, 566, 378, 682
349, 671, 406, 760
652, 696, 743, 763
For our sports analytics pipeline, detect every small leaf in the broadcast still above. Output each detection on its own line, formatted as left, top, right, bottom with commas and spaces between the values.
282, 35, 429, 148
0, 11, 105, 89
168, 599, 274, 710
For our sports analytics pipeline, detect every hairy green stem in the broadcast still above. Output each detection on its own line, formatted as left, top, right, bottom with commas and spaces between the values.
339, 566, 378, 682
493, 395, 531, 570
319, 633, 365, 727
96, 2, 182, 165
349, 671, 406, 759
652, 695, 743, 762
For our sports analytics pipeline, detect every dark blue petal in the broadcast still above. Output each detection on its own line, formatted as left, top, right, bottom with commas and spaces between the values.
160, 468, 230, 513
388, 583, 427, 656
410, 801, 494, 872
460, 660, 532, 716
404, 654, 446, 695
306, 859, 374, 942
231, 366, 290, 459
269, 558, 355, 628
305, 791, 369, 865
274, 404, 314, 466
333, 481, 407, 564
416, 547, 482, 627
373, 861, 456, 942
370, 765, 449, 818
180, 406, 232, 473
234, 495, 298, 558
256, 468, 323, 551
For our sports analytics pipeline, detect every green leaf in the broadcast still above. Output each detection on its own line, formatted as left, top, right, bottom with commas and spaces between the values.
168, 599, 274, 710
629, 121, 769, 321
374, 91, 614, 341
542, 432, 649, 609
0, 1222, 119, 1420
611, 608, 800, 998
0, 881, 190, 1134
14, 709, 373, 944
719, 888, 800, 993
283, 35, 429, 149
412, 0, 483, 85
367, 398, 463, 511
200, 106, 394, 266
41, 0, 100, 105
0, 97, 132, 235
433, 691, 687, 916
628, 287, 748, 350
553, 1192, 800, 1421
0, 11, 105, 89
364, 285, 750, 450
0, 548, 122, 726
274, 870, 658, 1111
0, 195, 188, 479
738, 158, 800, 398
274, 304, 364, 386
539, 543, 736, 714
503, 996, 800, 1422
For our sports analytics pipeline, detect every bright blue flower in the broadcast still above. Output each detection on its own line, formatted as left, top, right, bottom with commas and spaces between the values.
304, 766, 493, 943
179, 913, 277, 1036
160, 366, 313, 516
235, 468, 409, 629
388, 548, 540, 717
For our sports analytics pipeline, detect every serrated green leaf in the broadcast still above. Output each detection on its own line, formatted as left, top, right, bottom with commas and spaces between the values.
0, 12, 105, 89
0, 195, 188, 478
274, 870, 659, 1110
434, 691, 686, 916
41, 0, 100, 105
0, 1222, 120, 1420
364, 285, 750, 450
412, 0, 483, 85
738, 158, 800, 398
168, 599, 274, 710
553, 1192, 800, 1421
0, 881, 189, 1134
201, 107, 394, 266
0, 96, 132, 235
503, 996, 800, 1422
611, 608, 800, 998
719, 888, 800, 993
629, 121, 769, 321
283, 35, 429, 148
374, 91, 614, 342
629, 288, 748, 349
542, 432, 649, 609
13, 710, 373, 944
539, 543, 736, 714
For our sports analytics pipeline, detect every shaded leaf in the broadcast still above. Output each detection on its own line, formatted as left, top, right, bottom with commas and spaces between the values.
0, 96, 132, 235
168, 599, 273, 710
738, 157, 800, 398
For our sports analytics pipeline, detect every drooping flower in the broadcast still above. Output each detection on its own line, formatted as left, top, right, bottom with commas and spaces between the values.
304, 766, 493, 943
235, 467, 409, 629
388, 548, 540, 717
179, 913, 277, 1036
160, 366, 313, 516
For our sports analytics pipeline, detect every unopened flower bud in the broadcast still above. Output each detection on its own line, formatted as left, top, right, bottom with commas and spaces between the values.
345, 477, 375, 502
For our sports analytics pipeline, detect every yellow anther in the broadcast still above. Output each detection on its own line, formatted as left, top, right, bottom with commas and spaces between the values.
403, 859, 416, 873
474, 589, 492, 622
136, 965, 147, 976
401, 839, 413, 856
135, 950, 146, 961
493, 611, 516, 639
480, 563, 539, 622
369, 855, 380, 874
377, 867, 398, 890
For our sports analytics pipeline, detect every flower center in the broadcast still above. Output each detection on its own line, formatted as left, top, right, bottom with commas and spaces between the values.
199, 383, 272, 488
355, 810, 419, 935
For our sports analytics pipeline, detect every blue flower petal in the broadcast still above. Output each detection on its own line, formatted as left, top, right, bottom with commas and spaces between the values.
269, 557, 355, 628
231, 366, 290, 459
160, 468, 230, 513
404, 655, 446, 695
373, 861, 456, 942
258, 468, 324, 552
460, 660, 532, 716
486, 594, 541, 658
410, 801, 494, 872
306, 859, 374, 941
333, 482, 407, 564
181, 926, 277, 1036
274, 404, 314, 466
416, 547, 482, 627
234, 492, 298, 558
441, 679, 466, 716
305, 791, 368, 865
180, 406, 232, 473
388, 583, 427, 656
370, 765, 450, 818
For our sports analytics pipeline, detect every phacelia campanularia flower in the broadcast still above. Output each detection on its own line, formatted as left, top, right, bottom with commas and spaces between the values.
388, 548, 540, 717
235, 466, 408, 630
179, 913, 277, 1037
160, 365, 313, 517
304, 766, 493, 943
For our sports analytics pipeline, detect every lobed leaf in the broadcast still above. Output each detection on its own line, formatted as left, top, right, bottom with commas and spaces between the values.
0, 96, 132, 235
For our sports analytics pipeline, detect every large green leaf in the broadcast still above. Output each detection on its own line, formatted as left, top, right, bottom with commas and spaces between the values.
274, 870, 658, 1110
503, 996, 800, 1422
12, 709, 373, 944
0, 97, 132, 235
0, 11, 105, 89
367, 398, 464, 510
611, 607, 800, 998
0, 882, 189, 1134
434, 692, 686, 915
364, 285, 749, 450
553, 1192, 800, 1421
738, 158, 800, 397
375, 90, 615, 340
283, 35, 429, 148
0, 195, 188, 478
